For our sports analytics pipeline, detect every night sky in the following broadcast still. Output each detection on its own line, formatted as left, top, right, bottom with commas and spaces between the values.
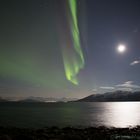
0, 0, 140, 98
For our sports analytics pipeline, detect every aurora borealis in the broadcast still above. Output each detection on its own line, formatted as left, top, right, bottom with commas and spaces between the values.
61, 0, 84, 85
0, 0, 140, 98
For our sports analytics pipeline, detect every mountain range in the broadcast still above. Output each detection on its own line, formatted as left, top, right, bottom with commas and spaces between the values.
0, 96, 77, 103
1, 91, 140, 102
77, 91, 140, 102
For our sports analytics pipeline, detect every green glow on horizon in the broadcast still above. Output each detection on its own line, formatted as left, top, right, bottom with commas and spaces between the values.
62, 0, 84, 85
0, 53, 62, 88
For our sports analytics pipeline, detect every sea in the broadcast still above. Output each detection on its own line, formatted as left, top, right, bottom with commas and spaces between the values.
0, 102, 140, 128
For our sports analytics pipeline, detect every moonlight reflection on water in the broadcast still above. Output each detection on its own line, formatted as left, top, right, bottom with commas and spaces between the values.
102, 102, 140, 127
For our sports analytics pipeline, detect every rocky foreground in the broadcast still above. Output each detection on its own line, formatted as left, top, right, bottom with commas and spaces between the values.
0, 126, 140, 140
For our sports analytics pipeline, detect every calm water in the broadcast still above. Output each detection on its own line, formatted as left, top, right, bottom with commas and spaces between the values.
0, 102, 140, 128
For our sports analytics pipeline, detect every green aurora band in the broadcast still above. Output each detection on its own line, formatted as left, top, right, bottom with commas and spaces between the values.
62, 0, 85, 85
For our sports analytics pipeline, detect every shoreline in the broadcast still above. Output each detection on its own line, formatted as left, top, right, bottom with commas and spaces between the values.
0, 126, 140, 140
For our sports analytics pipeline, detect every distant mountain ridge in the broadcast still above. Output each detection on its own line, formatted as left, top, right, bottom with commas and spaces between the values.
0, 97, 7, 102
1, 91, 140, 102
77, 91, 140, 102
0, 96, 77, 103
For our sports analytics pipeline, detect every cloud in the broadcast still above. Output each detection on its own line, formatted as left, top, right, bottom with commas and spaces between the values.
116, 81, 140, 89
116, 87, 133, 92
130, 60, 140, 66
100, 86, 115, 90
92, 88, 97, 92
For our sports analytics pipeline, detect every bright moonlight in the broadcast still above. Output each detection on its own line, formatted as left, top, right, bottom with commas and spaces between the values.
117, 44, 126, 53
